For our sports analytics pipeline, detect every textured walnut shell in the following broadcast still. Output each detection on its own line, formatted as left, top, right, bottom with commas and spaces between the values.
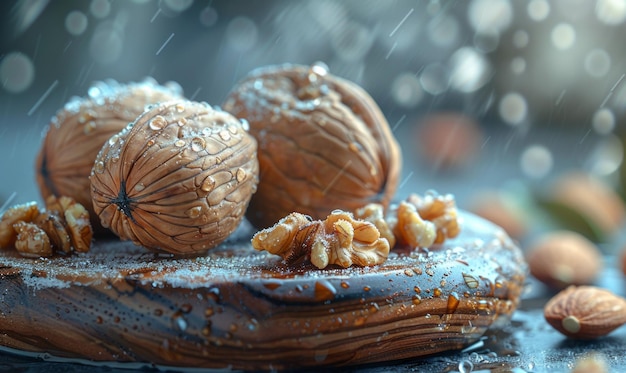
90, 100, 259, 255
223, 63, 401, 228
35, 79, 183, 234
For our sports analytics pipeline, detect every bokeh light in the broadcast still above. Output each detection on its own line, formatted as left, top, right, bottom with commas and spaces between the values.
225, 16, 258, 52
592, 108, 616, 135
420, 64, 449, 95
520, 144, 553, 179
0, 52, 35, 93
551, 23, 576, 50
595, 0, 626, 25
468, 0, 513, 33
584, 49, 611, 77
65, 10, 88, 36
199, 6, 218, 27
587, 134, 623, 176
391, 72, 423, 108
499, 92, 528, 125
448, 47, 492, 93
90, 0, 111, 18
527, 0, 550, 21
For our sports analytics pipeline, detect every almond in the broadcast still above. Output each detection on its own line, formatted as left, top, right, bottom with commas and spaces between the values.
544, 285, 626, 339
527, 231, 602, 289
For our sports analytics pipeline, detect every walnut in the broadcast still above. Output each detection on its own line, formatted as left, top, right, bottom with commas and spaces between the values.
90, 100, 259, 256
223, 63, 401, 229
252, 210, 390, 269
389, 192, 460, 248
0, 196, 92, 257
36, 78, 183, 234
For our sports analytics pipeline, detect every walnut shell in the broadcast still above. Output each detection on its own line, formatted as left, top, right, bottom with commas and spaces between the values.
223, 63, 401, 229
36, 78, 183, 234
90, 100, 258, 256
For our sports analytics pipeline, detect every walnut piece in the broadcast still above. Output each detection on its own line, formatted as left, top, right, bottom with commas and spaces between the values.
0, 202, 39, 249
354, 203, 396, 248
389, 192, 460, 248
0, 196, 92, 258
252, 210, 390, 269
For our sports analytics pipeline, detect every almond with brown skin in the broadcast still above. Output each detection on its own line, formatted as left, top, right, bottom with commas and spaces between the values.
544, 285, 626, 339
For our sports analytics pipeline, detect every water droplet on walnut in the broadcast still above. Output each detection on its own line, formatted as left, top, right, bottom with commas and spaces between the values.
83, 121, 97, 134
191, 137, 205, 152
149, 115, 167, 130
201, 176, 216, 192
93, 161, 105, 174
235, 168, 246, 182
185, 206, 203, 218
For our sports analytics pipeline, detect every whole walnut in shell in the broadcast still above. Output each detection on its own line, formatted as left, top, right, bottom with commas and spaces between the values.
223, 63, 401, 229
36, 78, 183, 234
90, 100, 259, 256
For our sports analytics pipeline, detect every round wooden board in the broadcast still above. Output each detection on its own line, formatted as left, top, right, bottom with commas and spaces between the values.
0, 211, 526, 370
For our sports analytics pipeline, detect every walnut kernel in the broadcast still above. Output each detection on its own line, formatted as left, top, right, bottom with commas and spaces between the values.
0, 196, 92, 258
252, 210, 390, 269
389, 192, 460, 248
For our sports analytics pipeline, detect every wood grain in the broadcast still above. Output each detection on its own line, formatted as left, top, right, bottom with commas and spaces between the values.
0, 211, 526, 370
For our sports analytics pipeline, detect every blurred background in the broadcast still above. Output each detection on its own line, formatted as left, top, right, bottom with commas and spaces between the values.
1, 0, 626, 245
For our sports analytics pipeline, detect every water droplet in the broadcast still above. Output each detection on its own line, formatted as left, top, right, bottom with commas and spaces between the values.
458, 359, 474, 373
309, 61, 329, 83
463, 272, 479, 289
412, 295, 422, 305
175, 139, 186, 147
446, 292, 460, 313
354, 316, 366, 326
348, 142, 361, 153
314, 280, 337, 302
235, 168, 246, 182
239, 118, 250, 131
83, 121, 97, 134
191, 137, 205, 152
96, 316, 103, 324
461, 320, 474, 334
228, 124, 239, 134
134, 183, 145, 192
108, 134, 120, 146
94, 161, 105, 174
175, 103, 185, 113
149, 115, 167, 130
201, 176, 216, 192
219, 129, 231, 141
185, 206, 202, 218
433, 288, 442, 297
340, 281, 350, 289
172, 312, 188, 332
177, 117, 188, 126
